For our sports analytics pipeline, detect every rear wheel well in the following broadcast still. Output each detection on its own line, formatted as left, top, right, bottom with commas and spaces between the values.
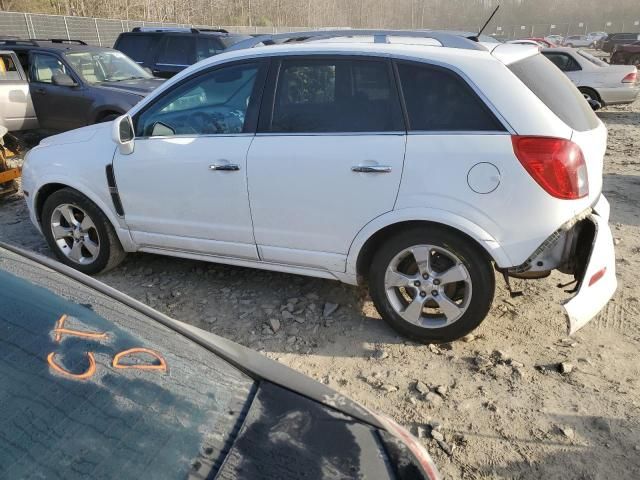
578, 86, 602, 103
355, 220, 494, 284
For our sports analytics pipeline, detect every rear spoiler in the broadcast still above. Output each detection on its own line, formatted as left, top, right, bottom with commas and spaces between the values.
489, 42, 540, 65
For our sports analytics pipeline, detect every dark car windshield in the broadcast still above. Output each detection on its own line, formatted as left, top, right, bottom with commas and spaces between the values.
0, 247, 254, 479
65, 50, 152, 84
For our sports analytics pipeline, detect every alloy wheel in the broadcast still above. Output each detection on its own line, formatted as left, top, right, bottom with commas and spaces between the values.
384, 245, 472, 329
50, 204, 101, 265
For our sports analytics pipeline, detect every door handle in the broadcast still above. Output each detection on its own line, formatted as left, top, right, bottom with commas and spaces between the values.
34, 88, 46, 95
351, 165, 392, 173
209, 163, 240, 171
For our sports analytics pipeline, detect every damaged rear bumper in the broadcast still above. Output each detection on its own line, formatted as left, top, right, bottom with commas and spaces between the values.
562, 196, 617, 334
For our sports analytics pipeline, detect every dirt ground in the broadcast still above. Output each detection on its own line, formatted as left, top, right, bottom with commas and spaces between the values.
1, 97, 639, 479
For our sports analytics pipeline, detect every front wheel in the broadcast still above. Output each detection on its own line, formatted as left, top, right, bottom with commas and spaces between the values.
369, 227, 495, 343
42, 188, 126, 275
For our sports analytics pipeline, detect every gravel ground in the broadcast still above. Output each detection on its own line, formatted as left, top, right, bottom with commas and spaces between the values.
1, 97, 639, 479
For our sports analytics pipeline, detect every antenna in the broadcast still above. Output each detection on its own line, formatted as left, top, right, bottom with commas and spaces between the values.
469, 4, 500, 41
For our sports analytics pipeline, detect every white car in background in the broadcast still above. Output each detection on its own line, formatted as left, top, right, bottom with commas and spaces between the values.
542, 47, 639, 107
22, 31, 617, 343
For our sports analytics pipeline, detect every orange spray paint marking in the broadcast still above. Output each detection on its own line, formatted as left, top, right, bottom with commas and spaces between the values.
112, 348, 168, 372
53, 314, 108, 343
47, 351, 97, 380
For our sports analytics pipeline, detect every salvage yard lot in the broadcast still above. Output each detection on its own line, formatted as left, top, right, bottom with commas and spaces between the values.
1, 99, 639, 479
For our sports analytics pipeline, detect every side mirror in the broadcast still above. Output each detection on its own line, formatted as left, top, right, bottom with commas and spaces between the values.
51, 73, 77, 87
112, 115, 135, 155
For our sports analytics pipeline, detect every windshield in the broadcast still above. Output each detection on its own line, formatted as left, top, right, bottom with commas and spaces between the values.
0, 247, 254, 479
577, 49, 609, 67
65, 50, 152, 84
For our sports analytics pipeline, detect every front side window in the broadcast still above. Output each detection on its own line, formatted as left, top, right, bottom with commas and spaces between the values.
0, 53, 21, 81
30, 53, 70, 83
396, 62, 505, 132
157, 36, 194, 65
65, 50, 151, 85
136, 62, 262, 137
268, 58, 404, 133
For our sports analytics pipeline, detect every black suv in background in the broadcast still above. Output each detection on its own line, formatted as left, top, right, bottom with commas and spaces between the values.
0, 38, 164, 131
114, 27, 251, 78
601, 32, 640, 53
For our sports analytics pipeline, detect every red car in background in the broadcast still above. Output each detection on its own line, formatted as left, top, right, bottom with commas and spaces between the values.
526, 37, 558, 48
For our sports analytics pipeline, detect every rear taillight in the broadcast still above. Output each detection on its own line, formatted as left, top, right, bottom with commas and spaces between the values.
511, 136, 588, 200
622, 71, 637, 83
375, 413, 441, 480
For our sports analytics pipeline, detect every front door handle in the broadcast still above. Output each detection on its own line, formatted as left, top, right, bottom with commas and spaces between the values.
351, 165, 392, 173
34, 88, 46, 95
209, 163, 240, 171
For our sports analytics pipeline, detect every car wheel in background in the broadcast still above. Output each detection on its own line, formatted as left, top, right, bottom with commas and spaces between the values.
42, 188, 126, 274
368, 226, 495, 343
630, 55, 640, 67
579, 87, 602, 108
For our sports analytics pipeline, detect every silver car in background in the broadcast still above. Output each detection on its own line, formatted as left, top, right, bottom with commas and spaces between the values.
542, 47, 639, 107
563, 35, 593, 48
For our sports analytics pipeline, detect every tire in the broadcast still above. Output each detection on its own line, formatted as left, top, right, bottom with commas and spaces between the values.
579, 87, 602, 108
631, 55, 640, 67
368, 226, 495, 343
566, 43, 574, 48
42, 188, 126, 275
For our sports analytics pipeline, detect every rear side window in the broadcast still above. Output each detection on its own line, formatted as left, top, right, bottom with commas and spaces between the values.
268, 58, 404, 133
396, 62, 505, 132
157, 36, 194, 66
0, 53, 22, 81
196, 36, 222, 61
508, 54, 599, 132
116, 34, 153, 63
542, 52, 581, 72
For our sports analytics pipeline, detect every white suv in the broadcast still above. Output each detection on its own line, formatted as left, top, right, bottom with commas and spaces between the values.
22, 30, 617, 343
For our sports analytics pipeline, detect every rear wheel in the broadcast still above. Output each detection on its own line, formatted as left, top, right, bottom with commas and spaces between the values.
630, 55, 640, 67
42, 188, 126, 275
368, 227, 495, 343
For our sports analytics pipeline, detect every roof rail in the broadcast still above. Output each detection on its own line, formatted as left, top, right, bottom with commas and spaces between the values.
0, 38, 38, 46
226, 29, 487, 52
131, 26, 193, 33
31, 38, 88, 45
198, 28, 229, 34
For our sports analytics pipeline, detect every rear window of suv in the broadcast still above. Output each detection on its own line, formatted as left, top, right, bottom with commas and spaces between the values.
115, 34, 153, 63
0, 248, 254, 480
508, 53, 599, 132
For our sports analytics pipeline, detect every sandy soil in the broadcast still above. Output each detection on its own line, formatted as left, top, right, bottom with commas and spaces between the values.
1, 98, 639, 479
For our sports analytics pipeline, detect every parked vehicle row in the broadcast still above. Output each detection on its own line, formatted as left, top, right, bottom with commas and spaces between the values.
0, 38, 164, 132
22, 30, 617, 345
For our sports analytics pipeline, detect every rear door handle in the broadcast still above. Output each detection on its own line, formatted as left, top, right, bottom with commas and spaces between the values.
34, 88, 46, 95
351, 165, 392, 173
209, 163, 240, 171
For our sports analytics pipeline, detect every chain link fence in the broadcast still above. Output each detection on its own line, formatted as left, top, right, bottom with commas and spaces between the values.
0, 11, 310, 47
2, 11, 640, 47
